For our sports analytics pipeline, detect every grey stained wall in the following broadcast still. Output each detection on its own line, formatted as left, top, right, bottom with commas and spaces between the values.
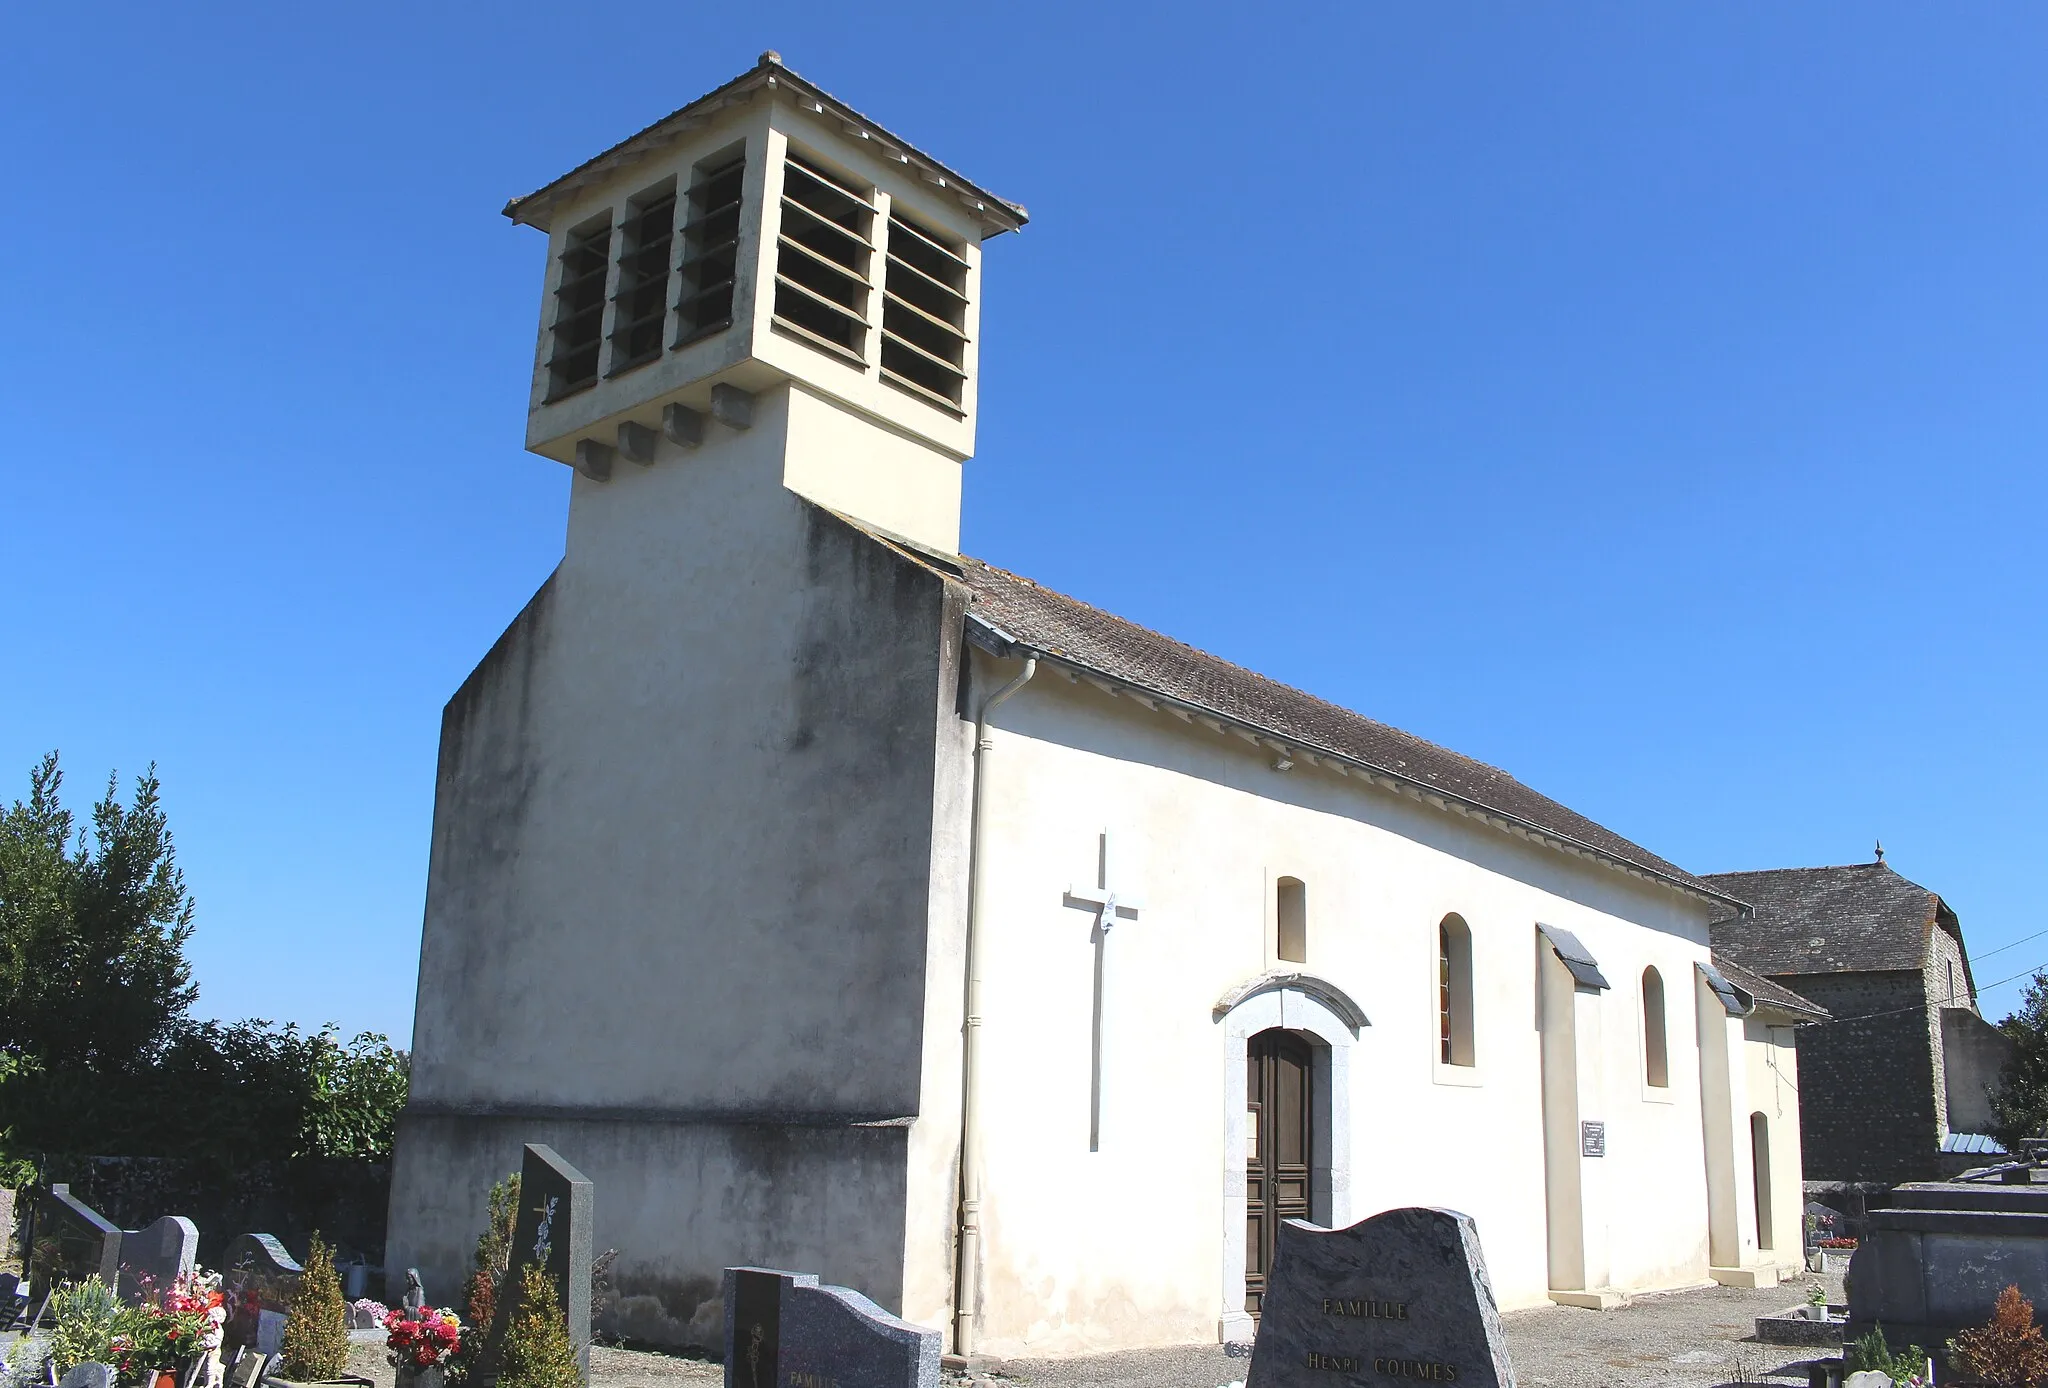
1942, 1008, 2016, 1137
389, 393, 966, 1343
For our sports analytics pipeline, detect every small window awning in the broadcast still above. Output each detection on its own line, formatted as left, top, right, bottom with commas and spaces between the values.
1538, 924, 1610, 991
1697, 961, 1754, 1017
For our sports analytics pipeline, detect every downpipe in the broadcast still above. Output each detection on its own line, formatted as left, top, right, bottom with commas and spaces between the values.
955, 653, 1036, 1359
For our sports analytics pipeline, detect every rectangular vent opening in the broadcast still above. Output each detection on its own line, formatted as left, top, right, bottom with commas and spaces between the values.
773, 152, 873, 364
546, 215, 612, 400
675, 154, 745, 348
882, 211, 969, 411
608, 181, 676, 376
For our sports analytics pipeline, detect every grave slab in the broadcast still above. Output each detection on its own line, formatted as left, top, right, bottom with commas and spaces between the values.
222, 1234, 304, 1359
722, 1267, 940, 1388
121, 1215, 199, 1303
474, 1144, 594, 1386
1245, 1208, 1516, 1388
29, 1186, 122, 1303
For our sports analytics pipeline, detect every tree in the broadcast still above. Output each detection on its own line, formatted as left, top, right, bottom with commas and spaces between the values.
281, 1233, 351, 1381
1952, 1284, 2048, 1388
1993, 970, 2048, 1147
497, 1266, 582, 1388
0, 752, 197, 1070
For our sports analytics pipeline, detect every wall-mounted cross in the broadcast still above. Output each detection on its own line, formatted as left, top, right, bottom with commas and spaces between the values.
1064, 831, 1145, 1152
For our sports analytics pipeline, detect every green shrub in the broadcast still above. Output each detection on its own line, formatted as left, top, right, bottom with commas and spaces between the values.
1846, 1325, 1930, 1384
48, 1276, 121, 1372
280, 1233, 350, 1380
497, 1266, 582, 1388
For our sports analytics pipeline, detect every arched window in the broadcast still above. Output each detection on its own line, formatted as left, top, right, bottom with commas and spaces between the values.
1642, 966, 1669, 1089
1750, 1112, 1774, 1250
1277, 877, 1307, 963
1438, 915, 1474, 1067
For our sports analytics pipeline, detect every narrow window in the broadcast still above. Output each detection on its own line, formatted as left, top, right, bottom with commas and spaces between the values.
674, 154, 744, 346
881, 209, 969, 411
1948, 960, 1959, 1006
1439, 915, 1474, 1067
772, 150, 874, 363
546, 214, 612, 399
608, 180, 676, 376
1642, 967, 1669, 1088
1276, 877, 1307, 963
1750, 1112, 1773, 1249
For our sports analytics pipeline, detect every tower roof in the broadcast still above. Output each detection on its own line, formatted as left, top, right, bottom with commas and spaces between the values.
1703, 861, 1961, 976
503, 52, 1028, 237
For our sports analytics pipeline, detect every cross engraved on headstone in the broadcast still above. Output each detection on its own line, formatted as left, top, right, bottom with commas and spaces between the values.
1063, 830, 1145, 1152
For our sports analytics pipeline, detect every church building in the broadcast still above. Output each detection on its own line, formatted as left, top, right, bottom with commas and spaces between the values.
388, 55, 1823, 1357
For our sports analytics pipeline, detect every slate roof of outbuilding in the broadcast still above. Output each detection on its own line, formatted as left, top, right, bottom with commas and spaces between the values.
1701, 862, 1952, 976
958, 557, 1725, 902
1711, 954, 1831, 1021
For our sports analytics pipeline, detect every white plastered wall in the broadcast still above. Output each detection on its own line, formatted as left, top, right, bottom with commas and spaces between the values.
943, 656, 1728, 1356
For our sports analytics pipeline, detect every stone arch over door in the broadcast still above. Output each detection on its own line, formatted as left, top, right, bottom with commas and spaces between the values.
1215, 972, 1366, 1343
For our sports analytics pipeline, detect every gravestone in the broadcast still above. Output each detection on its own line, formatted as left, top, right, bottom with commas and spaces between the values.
220, 1234, 304, 1360
224, 1351, 269, 1388
722, 1268, 940, 1388
1245, 1208, 1517, 1388
121, 1215, 199, 1303
475, 1145, 593, 1386
28, 1186, 123, 1303
56, 1364, 116, 1388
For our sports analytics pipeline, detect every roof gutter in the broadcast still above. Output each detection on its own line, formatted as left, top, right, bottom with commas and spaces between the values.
965, 617, 1743, 915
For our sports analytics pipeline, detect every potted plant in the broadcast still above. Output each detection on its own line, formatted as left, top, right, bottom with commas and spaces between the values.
48, 1277, 123, 1376
111, 1269, 224, 1388
384, 1307, 461, 1388
276, 1237, 352, 1387
1802, 1282, 1830, 1321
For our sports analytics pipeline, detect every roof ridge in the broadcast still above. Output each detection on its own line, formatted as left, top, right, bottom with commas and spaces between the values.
959, 556, 1524, 787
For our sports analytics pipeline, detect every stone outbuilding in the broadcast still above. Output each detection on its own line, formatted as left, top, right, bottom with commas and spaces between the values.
1704, 860, 2012, 1184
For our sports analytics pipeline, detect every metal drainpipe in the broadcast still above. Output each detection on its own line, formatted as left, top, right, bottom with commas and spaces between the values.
955, 652, 1037, 1360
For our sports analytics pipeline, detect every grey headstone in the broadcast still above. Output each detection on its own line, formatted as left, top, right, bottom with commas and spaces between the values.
1245, 1208, 1517, 1388
474, 1144, 593, 1386
120, 1216, 198, 1303
219, 1235, 302, 1362
56, 1365, 114, 1388
721, 1267, 939, 1388
224, 1351, 268, 1388
29, 1186, 122, 1303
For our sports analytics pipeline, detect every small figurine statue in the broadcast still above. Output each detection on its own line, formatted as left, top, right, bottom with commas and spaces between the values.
402, 1268, 426, 1316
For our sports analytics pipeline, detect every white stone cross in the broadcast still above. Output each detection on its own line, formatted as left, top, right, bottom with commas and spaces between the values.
1064, 831, 1144, 1151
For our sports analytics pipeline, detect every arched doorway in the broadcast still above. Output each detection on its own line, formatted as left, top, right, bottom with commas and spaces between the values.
1750, 1112, 1773, 1251
1245, 1028, 1314, 1318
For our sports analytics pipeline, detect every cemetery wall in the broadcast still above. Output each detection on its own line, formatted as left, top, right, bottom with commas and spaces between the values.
389, 1114, 909, 1350
1941, 1006, 2014, 1136
396, 394, 968, 1348
38, 1156, 388, 1269
1775, 969, 1941, 1184
940, 663, 1728, 1354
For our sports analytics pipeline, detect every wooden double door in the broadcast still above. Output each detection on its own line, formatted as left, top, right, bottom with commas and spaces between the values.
1245, 1028, 1314, 1318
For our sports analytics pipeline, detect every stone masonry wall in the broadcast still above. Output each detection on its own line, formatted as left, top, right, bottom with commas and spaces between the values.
1775, 969, 1940, 1184
1925, 924, 1972, 1137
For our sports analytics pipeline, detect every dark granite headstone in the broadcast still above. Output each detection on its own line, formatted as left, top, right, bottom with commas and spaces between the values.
1245, 1208, 1516, 1388
220, 1234, 303, 1360
721, 1267, 940, 1388
28, 1186, 122, 1303
120, 1215, 199, 1304
475, 1145, 593, 1386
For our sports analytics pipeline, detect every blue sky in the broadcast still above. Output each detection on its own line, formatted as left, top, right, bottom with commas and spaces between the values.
4, 3, 2044, 1042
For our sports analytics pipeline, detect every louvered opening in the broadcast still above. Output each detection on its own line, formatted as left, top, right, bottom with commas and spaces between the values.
674, 154, 745, 347
608, 181, 675, 376
882, 210, 969, 410
773, 152, 873, 363
546, 216, 612, 400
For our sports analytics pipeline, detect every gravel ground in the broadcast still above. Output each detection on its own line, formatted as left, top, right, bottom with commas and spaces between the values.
552, 1275, 1840, 1388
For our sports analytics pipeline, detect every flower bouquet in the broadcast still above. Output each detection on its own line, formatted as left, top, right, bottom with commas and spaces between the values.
385, 1307, 462, 1388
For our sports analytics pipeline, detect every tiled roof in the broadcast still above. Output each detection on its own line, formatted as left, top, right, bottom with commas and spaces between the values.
958, 557, 1724, 902
1711, 954, 1831, 1021
1702, 862, 1949, 976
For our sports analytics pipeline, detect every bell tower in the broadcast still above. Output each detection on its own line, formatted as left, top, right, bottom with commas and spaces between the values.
503, 52, 1026, 554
